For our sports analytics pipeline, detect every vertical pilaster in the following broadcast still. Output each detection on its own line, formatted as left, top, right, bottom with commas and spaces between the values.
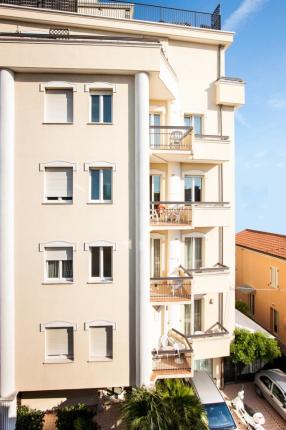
135, 72, 152, 386
0, 69, 16, 428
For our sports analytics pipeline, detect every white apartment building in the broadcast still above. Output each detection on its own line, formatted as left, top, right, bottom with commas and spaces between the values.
0, 0, 244, 426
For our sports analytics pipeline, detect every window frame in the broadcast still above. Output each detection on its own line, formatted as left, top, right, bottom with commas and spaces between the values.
84, 320, 116, 362
184, 113, 203, 135
89, 91, 113, 124
40, 321, 76, 364
89, 168, 113, 203
270, 307, 279, 335
40, 241, 76, 284
269, 266, 279, 289
184, 174, 203, 203
39, 161, 77, 205
183, 234, 204, 270
85, 241, 116, 284
41, 83, 76, 124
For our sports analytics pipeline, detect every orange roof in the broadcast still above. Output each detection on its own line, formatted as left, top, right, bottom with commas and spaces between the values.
236, 229, 286, 260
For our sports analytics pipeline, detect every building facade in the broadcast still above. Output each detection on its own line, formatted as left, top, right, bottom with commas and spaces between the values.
236, 229, 286, 352
0, 0, 244, 425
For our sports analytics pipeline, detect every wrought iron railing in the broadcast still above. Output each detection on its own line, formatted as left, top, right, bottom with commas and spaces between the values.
150, 267, 192, 301
150, 201, 230, 225
149, 125, 192, 151
0, 0, 221, 30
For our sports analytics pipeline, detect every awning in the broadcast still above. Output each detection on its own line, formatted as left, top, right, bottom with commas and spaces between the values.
236, 284, 255, 294
235, 310, 274, 338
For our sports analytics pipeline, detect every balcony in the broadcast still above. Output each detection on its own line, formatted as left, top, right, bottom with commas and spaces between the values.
1, 0, 221, 30
215, 77, 245, 107
150, 267, 192, 303
189, 323, 230, 360
149, 126, 192, 152
190, 264, 230, 294
151, 328, 193, 382
150, 201, 230, 229
192, 134, 231, 162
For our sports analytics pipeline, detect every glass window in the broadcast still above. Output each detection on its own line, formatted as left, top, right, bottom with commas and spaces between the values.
91, 246, 113, 281
184, 114, 203, 134
149, 113, 161, 148
260, 375, 272, 390
194, 299, 202, 332
270, 308, 279, 334
45, 247, 73, 281
46, 327, 74, 360
185, 237, 202, 270
194, 358, 213, 377
150, 175, 161, 202
90, 168, 112, 202
45, 89, 73, 123
91, 93, 112, 123
184, 175, 202, 202
272, 384, 285, 404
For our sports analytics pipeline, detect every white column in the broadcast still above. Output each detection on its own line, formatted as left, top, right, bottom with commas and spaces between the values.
135, 72, 152, 386
0, 69, 15, 403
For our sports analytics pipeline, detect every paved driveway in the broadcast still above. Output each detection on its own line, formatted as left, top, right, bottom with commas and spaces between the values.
222, 382, 286, 430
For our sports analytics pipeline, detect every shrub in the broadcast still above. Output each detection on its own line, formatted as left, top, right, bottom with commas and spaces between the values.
235, 300, 250, 316
55, 403, 98, 430
16, 405, 45, 430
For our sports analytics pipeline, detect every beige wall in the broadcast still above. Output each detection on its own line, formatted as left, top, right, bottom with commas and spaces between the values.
14, 73, 136, 391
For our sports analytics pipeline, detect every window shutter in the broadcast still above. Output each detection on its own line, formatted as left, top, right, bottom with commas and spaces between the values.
45, 168, 72, 198
46, 327, 73, 357
45, 89, 73, 123
90, 326, 113, 358
45, 247, 73, 261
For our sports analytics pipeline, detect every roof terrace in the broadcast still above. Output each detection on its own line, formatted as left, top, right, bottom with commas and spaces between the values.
0, 0, 221, 30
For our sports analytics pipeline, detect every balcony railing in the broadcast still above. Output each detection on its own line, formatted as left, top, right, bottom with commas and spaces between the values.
150, 201, 229, 226
150, 266, 192, 301
189, 322, 228, 339
149, 126, 192, 151
0, 0, 221, 30
152, 328, 193, 376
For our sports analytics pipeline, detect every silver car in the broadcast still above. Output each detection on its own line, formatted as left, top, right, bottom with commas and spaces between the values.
254, 369, 286, 420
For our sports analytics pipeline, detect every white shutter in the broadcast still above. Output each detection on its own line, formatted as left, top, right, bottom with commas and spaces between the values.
90, 326, 113, 358
45, 89, 73, 123
45, 247, 73, 261
270, 266, 278, 288
45, 168, 72, 199
46, 327, 73, 357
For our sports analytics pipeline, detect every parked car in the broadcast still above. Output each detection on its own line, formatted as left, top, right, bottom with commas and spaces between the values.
191, 370, 237, 429
254, 369, 286, 420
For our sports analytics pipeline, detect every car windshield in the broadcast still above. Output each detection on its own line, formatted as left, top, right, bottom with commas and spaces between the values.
204, 402, 236, 429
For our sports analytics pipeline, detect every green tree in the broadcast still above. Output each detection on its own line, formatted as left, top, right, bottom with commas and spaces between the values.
121, 379, 208, 430
230, 328, 281, 378
235, 300, 250, 317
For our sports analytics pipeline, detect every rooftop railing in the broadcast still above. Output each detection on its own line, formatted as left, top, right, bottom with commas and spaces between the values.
0, 0, 221, 30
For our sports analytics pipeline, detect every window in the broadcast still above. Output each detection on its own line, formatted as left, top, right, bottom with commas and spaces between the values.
194, 359, 213, 377
150, 175, 161, 202
272, 384, 285, 404
185, 237, 202, 270
270, 307, 279, 334
45, 89, 73, 123
149, 113, 161, 148
260, 375, 272, 390
90, 168, 112, 202
270, 266, 279, 288
45, 167, 73, 202
150, 237, 161, 278
194, 299, 202, 332
89, 326, 113, 360
45, 247, 73, 282
184, 175, 202, 202
90, 246, 112, 281
45, 327, 74, 360
248, 293, 255, 316
184, 114, 203, 135
90, 92, 112, 123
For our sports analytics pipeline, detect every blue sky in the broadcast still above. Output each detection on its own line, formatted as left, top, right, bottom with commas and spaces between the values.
138, 0, 286, 234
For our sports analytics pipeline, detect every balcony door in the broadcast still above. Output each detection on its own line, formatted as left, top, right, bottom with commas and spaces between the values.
149, 113, 161, 148
150, 237, 161, 278
184, 300, 202, 336
184, 175, 202, 202
150, 174, 161, 204
185, 236, 202, 270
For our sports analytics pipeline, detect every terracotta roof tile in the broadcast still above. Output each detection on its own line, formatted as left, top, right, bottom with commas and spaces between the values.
236, 229, 286, 259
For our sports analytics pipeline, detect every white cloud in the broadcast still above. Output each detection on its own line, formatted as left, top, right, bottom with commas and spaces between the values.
235, 111, 249, 128
223, 0, 267, 31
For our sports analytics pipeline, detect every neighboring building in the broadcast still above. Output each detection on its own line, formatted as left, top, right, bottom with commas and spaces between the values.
236, 229, 286, 352
0, 0, 244, 425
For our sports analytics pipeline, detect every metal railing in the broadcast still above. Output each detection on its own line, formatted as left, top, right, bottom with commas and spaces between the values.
150, 201, 230, 225
149, 125, 192, 151
189, 322, 228, 339
185, 263, 229, 275
152, 328, 192, 373
150, 266, 192, 301
193, 133, 230, 141
0, 0, 221, 30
